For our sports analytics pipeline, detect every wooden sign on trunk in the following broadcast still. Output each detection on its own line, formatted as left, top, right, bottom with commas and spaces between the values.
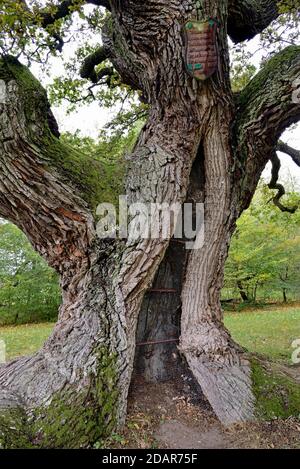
184, 18, 218, 81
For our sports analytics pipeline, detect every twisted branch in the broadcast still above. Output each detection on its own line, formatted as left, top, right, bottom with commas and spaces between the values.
79, 47, 114, 83
268, 152, 298, 213
277, 140, 300, 167
40, 0, 111, 26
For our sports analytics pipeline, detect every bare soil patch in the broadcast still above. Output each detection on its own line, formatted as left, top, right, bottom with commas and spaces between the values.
105, 375, 300, 449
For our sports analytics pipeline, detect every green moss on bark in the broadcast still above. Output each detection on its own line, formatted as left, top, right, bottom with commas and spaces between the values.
0, 406, 34, 449
251, 357, 300, 420
42, 136, 125, 211
237, 46, 300, 114
0, 348, 120, 449
0, 56, 124, 212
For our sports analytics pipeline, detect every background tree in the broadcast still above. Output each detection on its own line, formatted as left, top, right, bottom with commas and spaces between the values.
0, 0, 299, 448
0, 220, 60, 325
224, 182, 300, 303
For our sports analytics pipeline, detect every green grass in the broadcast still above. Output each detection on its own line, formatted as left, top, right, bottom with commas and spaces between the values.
225, 306, 300, 364
0, 306, 299, 365
0, 323, 54, 361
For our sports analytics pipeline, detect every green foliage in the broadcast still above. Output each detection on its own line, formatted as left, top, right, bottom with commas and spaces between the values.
223, 182, 300, 303
230, 44, 257, 92
0, 1, 87, 60
60, 125, 139, 161
48, 57, 148, 135
0, 221, 60, 325
260, 1, 300, 56
0, 1, 148, 135
1, 0, 299, 134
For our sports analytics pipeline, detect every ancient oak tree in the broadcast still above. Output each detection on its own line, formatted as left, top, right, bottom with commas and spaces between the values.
0, 0, 299, 448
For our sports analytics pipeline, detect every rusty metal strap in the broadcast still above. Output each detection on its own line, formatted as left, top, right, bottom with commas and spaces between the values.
149, 288, 177, 293
136, 338, 179, 347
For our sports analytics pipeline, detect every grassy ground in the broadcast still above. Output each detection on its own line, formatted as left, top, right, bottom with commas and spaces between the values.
0, 322, 54, 361
0, 306, 299, 449
224, 305, 300, 364
0, 305, 299, 364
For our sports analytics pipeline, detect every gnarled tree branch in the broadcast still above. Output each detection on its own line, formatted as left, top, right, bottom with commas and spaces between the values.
268, 152, 298, 213
79, 47, 113, 83
17, 0, 111, 51
234, 45, 300, 211
0, 56, 131, 448
39, 0, 111, 27
228, 0, 281, 43
277, 140, 300, 166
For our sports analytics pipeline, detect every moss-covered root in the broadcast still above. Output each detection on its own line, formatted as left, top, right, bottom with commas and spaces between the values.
0, 406, 33, 449
0, 350, 119, 449
251, 357, 300, 420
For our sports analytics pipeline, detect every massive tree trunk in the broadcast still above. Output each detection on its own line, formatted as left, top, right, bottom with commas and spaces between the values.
0, 0, 299, 448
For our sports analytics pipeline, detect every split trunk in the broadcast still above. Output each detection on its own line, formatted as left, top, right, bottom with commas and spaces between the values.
0, 0, 299, 448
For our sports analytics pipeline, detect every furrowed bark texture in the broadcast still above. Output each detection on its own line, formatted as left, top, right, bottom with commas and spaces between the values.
180, 45, 300, 424
0, 58, 128, 448
0, 0, 299, 447
228, 0, 279, 43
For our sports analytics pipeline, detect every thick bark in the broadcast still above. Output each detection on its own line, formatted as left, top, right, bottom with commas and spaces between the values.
105, 0, 257, 425
134, 149, 205, 382
0, 58, 128, 448
179, 45, 300, 425
0, 1, 207, 445
228, 0, 279, 43
0, 0, 300, 448
180, 112, 256, 425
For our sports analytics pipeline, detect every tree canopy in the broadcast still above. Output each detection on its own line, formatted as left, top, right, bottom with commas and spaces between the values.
1, 1, 299, 135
